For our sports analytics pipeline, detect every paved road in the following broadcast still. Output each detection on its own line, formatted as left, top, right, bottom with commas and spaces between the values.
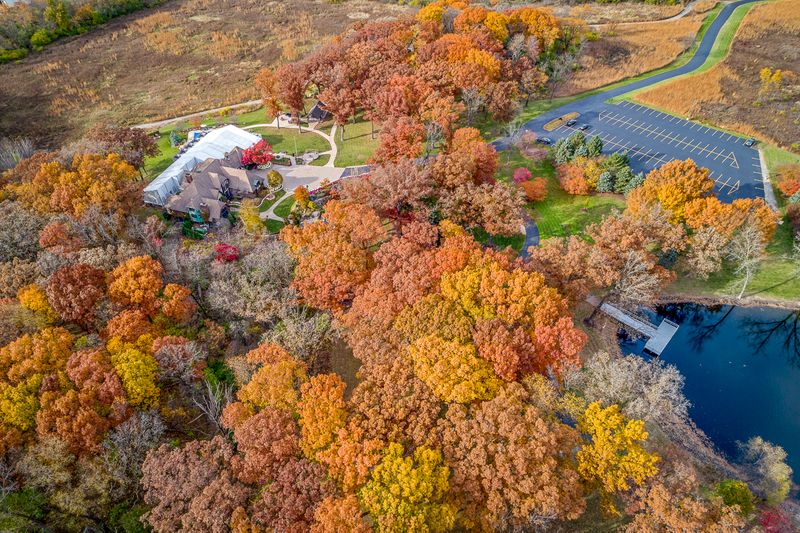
504, 0, 765, 202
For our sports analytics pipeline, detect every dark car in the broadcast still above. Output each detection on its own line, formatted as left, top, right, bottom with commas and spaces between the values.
744, 138, 756, 147
566, 119, 578, 127
578, 123, 590, 131
537, 137, 553, 145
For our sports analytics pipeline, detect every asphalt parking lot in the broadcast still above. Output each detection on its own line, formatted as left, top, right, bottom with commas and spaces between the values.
544, 101, 764, 201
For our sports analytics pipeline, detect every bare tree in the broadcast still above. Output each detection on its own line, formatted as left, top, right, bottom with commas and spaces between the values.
544, 46, 582, 100
102, 410, 165, 497
193, 380, 234, 434
504, 118, 525, 149
507, 33, 526, 62
424, 121, 444, 158
726, 220, 766, 298
461, 88, 485, 126
614, 250, 667, 309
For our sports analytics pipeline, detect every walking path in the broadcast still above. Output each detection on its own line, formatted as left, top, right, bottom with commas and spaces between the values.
135, 100, 262, 130
591, 0, 699, 27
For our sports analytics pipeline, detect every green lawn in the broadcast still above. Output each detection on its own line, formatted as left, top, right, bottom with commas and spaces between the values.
334, 116, 380, 167
266, 219, 285, 234
257, 192, 283, 213
249, 126, 331, 156
273, 195, 295, 219
143, 132, 180, 179
499, 148, 626, 240
470, 227, 526, 253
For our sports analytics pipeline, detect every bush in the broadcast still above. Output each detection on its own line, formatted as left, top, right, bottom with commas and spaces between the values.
776, 164, 800, 198
0, 48, 28, 64
714, 480, 754, 516
521, 177, 548, 202
512, 167, 532, 184
29, 29, 53, 49
557, 163, 589, 195
786, 204, 800, 233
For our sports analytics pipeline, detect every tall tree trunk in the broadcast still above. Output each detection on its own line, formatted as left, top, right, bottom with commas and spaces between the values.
339, 124, 344, 142
370, 120, 375, 140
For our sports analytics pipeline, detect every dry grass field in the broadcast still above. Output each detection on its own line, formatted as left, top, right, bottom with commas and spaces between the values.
0, 0, 411, 147
635, 0, 800, 150
547, 1, 684, 24
556, 14, 704, 96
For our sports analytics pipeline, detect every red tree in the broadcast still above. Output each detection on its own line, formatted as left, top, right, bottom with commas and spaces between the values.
241, 140, 274, 167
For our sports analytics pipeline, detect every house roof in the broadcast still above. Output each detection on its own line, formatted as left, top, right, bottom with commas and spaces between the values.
309, 101, 332, 122
143, 125, 260, 206
164, 158, 262, 221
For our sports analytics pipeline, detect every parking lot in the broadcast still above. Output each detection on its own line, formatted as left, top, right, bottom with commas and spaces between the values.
545, 101, 764, 200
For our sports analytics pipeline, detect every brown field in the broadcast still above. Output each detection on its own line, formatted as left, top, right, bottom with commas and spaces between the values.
0, 0, 411, 148
546, 1, 684, 24
635, 0, 800, 150
557, 14, 704, 96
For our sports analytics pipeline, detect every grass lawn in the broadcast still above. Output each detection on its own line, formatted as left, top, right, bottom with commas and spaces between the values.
470, 227, 525, 253
143, 132, 179, 179
266, 219, 285, 234
498, 148, 626, 240
249, 126, 330, 156
257, 192, 283, 213
334, 116, 380, 167
273, 195, 296, 219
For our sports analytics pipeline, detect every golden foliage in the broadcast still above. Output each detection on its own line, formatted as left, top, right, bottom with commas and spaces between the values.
577, 402, 659, 496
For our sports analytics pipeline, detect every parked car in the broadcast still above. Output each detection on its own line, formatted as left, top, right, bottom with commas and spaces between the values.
578, 123, 590, 131
744, 138, 756, 147
566, 119, 578, 127
537, 137, 553, 145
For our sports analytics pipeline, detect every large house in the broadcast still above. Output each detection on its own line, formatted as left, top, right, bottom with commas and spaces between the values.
143, 125, 263, 222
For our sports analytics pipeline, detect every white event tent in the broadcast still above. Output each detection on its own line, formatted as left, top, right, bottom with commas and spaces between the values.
143, 125, 260, 206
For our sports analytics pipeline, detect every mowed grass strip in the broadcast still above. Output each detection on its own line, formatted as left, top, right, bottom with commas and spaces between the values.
497, 148, 626, 240
333, 115, 380, 167
249, 126, 330, 156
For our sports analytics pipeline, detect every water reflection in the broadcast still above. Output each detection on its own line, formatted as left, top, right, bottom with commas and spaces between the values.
621, 304, 800, 480
743, 310, 800, 366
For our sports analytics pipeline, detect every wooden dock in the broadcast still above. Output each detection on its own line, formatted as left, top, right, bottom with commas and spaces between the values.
586, 296, 679, 356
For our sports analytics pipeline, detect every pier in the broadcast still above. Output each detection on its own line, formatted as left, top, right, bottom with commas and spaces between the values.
587, 296, 679, 356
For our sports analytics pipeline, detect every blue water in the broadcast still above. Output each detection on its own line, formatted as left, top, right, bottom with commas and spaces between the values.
620, 303, 800, 480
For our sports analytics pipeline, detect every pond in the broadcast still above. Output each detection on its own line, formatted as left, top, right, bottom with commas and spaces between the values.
620, 303, 800, 481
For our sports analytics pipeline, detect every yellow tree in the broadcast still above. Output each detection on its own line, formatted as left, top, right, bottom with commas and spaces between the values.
408, 334, 500, 404
359, 442, 456, 533
108, 255, 164, 315
239, 198, 264, 235
109, 347, 160, 408
17, 284, 58, 323
577, 401, 659, 512
297, 373, 348, 461
626, 159, 714, 223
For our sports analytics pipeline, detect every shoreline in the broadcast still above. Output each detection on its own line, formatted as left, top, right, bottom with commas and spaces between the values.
659, 291, 800, 311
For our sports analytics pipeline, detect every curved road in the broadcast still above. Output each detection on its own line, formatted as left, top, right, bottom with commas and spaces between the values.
514, 0, 763, 257
516, 0, 759, 137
